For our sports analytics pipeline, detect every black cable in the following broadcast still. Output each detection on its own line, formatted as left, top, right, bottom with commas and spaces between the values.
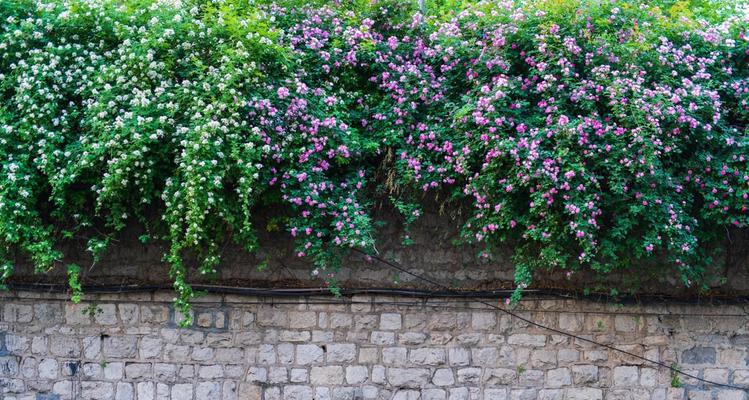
351, 248, 749, 391
4, 282, 522, 297
8, 281, 749, 306
7, 282, 749, 317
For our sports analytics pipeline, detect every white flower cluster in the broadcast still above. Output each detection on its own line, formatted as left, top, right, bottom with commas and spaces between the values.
0, 0, 280, 314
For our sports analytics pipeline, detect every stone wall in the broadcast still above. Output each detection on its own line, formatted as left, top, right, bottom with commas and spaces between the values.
1, 290, 749, 400
11, 207, 749, 297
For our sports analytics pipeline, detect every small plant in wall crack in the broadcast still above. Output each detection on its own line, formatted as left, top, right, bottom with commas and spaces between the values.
67, 264, 83, 304
82, 304, 103, 319
670, 363, 683, 388
596, 320, 606, 331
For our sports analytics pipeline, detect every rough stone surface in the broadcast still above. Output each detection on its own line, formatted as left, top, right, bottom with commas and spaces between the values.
571, 365, 598, 385
326, 343, 356, 363
432, 368, 455, 386
284, 385, 313, 400
296, 344, 323, 365
566, 388, 603, 400
310, 366, 344, 385
682, 346, 717, 365
345, 366, 368, 384
546, 368, 572, 388
613, 366, 639, 386
387, 368, 431, 388
1, 290, 747, 400
380, 313, 402, 330
115, 382, 134, 400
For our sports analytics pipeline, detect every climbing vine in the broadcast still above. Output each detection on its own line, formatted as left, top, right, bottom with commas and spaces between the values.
1, 0, 748, 322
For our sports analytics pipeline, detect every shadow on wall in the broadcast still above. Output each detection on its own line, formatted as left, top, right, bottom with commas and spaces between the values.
8, 203, 749, 298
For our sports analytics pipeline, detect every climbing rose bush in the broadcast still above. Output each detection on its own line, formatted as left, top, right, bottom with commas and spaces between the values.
1, 0, 747, 319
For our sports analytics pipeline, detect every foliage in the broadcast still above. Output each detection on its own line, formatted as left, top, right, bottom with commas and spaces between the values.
67, 263, 83, 303
1, 0, 748, 322
670, 363, 683, 388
